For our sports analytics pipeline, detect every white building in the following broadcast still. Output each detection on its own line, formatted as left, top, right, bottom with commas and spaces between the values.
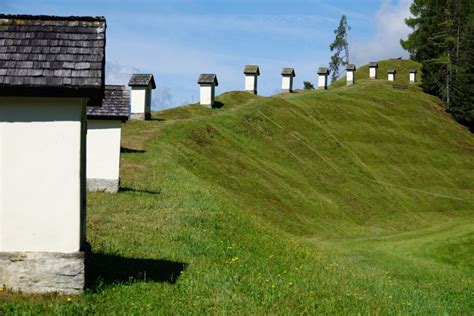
128, 74, 156, 120
317, 67, 330, 90
346, 64, 356, 85
0, 14, 106, 294
369, 62, 378, 79
388, 69, 397, 81
198, 74, 219, 108
281, 68, 296, 93
87, 86, 130, 193
409, 69, 417, 83
244, 65, 260, 95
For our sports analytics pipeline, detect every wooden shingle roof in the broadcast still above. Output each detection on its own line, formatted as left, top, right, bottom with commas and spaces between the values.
409, 68, 418, 73
281, 68, 295, 77
369, 62, 379, 68
346, 64, 356, 71
0, 14, 106, 100
387, 69, 397, 74
317, 67, 329, 75
128, 74, 156, 89
244, 65, 260, 76
197, 74, 218, 86
87, 85, 130, 121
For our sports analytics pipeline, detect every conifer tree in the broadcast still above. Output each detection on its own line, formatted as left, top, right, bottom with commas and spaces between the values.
329, 15, 351, 83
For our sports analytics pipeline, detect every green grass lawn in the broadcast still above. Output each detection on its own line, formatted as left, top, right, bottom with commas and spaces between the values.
2, 61, 473, 314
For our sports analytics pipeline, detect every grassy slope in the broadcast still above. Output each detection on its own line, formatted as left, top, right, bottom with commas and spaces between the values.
331, 59, 422, 89
2, 61, 473, 314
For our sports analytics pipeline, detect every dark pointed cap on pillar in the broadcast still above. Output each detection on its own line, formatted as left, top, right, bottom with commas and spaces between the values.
197, 74, 218, 86
128, 74, 156, 89
387, 69, 397, 74
369, 62, 379, 68
244, 65, 260, 76
281, 68, 296, 77
0, 14, 106, 102
409, 68, 418, 73
345, 64, 356, 71
317, 67, 329, 75
87, 85, 130, 121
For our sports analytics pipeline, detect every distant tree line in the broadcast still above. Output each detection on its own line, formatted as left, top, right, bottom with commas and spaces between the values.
402, 0, 474, 131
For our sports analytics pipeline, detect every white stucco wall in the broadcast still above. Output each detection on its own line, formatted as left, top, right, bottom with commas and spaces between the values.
410, 73, 416, 83
200, 85, 215, 107
369, 67, 377, 79
388, 73, 395, 81
245, 75, 257, 93
282, 76, 293, 91
131, 87, 147, 115
87, 120, 122, 181
0, 97, 86, 253
347, 71, 354, 84
318, 75, 328, 89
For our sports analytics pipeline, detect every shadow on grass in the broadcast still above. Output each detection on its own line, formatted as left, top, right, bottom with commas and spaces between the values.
212, 101, 224, 109
120, 147, 146, 154
86, 253, 187, 290
119, 187, 161, 195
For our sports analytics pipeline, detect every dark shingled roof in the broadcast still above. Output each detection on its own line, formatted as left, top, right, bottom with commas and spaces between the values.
281, 68, 295, 76
0, 14, 106, 100
244, 65, 260, 76
409, 68, 418, 73
369, 62, 379, 68
197, 74, 218, 86
346, 64, 356, 71
317, 67, 329, 75
387, 69, 397, 74
87, 85, 130, 121
128, 74, 156, 89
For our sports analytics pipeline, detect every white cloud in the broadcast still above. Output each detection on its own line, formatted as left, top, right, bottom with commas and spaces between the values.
351, 0, 412, 65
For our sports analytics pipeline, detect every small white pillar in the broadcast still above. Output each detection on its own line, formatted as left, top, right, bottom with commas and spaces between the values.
346, 64, 356, 85
86, 86, 130, 193
198, 74, 218, 108
317, 67, 330, 90
128, 74, 156, 120
281, 68, 295, 93
369, 62, 378, 79
409, 69, 417, 83
244, 65, 260, 94
388, 69, 396, 81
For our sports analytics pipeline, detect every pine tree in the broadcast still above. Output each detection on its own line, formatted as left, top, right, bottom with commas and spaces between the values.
329, 15, 351, 83
402, 0, 474, 130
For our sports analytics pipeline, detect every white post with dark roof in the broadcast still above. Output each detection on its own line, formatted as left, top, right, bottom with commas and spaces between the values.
0, 14, 106, 294
409, 69, 417, 83
388, 69, 396, 81
244, 65, 260, 95
281, 68, 295, 93
86, 86, 130, 193
369, 62, 378, 79
317, 67, 330, 90
128, 74, 156, 120
198, 74, 218, 107
346, 64, 356, 85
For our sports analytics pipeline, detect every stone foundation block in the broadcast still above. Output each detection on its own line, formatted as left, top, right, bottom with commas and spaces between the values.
87, 178, 120, 193
130, 113, 151, 120
0, 251, 85, 294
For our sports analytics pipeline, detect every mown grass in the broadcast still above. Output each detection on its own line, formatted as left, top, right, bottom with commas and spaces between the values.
330, 59, 422, 89
1, 61, 473, 314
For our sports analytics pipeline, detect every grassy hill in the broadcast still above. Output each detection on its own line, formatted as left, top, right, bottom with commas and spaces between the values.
331, 59, 422, 89
2, 61, 473, 314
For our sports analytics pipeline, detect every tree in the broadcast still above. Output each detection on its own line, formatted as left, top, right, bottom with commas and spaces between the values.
329, 15, 351, 83
401, 0, 474, 130
303, 81, 315, 90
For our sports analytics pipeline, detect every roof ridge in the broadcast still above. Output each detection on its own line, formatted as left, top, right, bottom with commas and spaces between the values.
0, 14, 106, 22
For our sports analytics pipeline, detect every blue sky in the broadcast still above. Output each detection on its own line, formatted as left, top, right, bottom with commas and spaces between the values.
1, 0, 412, 109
